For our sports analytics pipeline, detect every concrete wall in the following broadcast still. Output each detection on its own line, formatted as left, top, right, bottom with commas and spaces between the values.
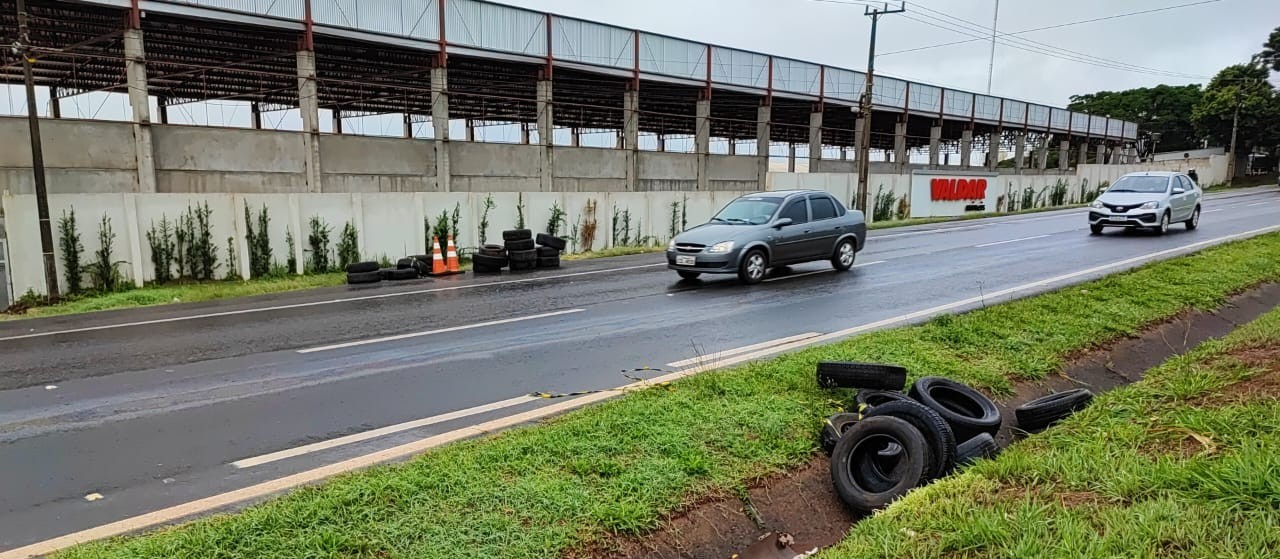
449, 142, 542, 192
155, 126, 309, 193
552, 147, 627, 192
707, 155, 759, 191
0, 118, 139, 195
320, 135, 437, 193
637, 152, 697, 192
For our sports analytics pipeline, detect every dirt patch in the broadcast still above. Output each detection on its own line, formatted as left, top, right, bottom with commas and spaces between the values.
1191, 346, 1280, 407
572, 283, 1280, 559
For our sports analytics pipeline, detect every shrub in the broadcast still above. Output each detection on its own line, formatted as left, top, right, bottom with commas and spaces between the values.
307, 216, 332, 273
88, 214, 124, 292
225, 236, 241, 280
433, 209, 451, 253
144, 215, 176, 284
580, 199, 598, 252
873, 186, 896, 222
285, 229, 298, 274
478, 194, 495, 245
337, 222, 360, 269
58, 208, 84, 293
547, 201, 566, 237
515, 192, 527, 230
244, 204, 272, 278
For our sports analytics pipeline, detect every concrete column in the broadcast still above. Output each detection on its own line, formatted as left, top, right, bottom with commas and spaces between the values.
251, 102, 262, 129
124, 29, 157, 193
1095, 143, 1105, 166
332, 109, 343, 134
987, 130, 1002, 170
297, 50, 322, 193
808, 109, 823, 171
959, 128, 973, 169
840, 146, 848, 160
537, 79, 553, 191
1037, 135, 1049, 171
402, 113, 412, 138
656, 134, 666, 152
1077, 142, 1089, 167
431, 66, 450, 192
623, 88, 640, 191
728, 139, 737, 155
756, 104, 771, 189
787, 143, 797, 172
893, 119, 908, 170
1058, 139, 1070, 171
945, 152, 951, 165
928, 125, 942, 167
1013, 130, 1026, 171
520, 123, 531, 144
49, 87, 61, 118
695, 98, 710, 190
157, 98, 169, 125
465, 119, 475, 142
570, 127, 581, 147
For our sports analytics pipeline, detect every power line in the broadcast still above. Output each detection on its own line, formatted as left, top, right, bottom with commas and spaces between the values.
901, 1, 1211, 79
882, 0, 1221, 56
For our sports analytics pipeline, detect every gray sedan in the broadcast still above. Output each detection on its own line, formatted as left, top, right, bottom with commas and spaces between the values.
666, 190, 867, 284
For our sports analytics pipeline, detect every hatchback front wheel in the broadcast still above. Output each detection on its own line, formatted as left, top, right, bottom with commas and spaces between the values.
832, 239, 856, 271
738, 249, 768, 284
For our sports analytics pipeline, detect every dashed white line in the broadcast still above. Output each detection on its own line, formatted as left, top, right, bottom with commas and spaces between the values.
231, 395, 540, 468
0, 264, 663, 342
974, 234, 1052, 248
873, 224, 986, 239
1247, 202, 1268, 207
296, 309, 585, 353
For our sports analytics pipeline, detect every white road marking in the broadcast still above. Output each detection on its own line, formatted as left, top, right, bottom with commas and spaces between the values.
296, 309, 585, 354
1247, 202, 1268, 207
1204, 209, 1224, 213
0, 264, 662, 342
873, 224, 986, 239
231, 395, 540, 468
999, 212, 1085, 224
665, 332, 823, 368
762, 260, 886, 283
974, 234, 1052, 248
8, 224, 1280, 559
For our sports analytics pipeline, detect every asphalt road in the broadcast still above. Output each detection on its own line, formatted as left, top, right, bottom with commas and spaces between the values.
1, 187, 1277, 553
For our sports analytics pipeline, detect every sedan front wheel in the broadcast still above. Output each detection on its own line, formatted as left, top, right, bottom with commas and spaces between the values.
738, 249, 768, 284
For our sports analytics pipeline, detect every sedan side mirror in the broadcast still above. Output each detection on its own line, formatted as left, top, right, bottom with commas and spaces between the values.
1172, 187, 1186, 195
773, 218, 794, 229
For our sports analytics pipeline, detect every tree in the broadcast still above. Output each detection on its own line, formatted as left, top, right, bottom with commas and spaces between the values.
1190, 64, 1280, 156
1068, 84, 1203, 152
1259, 26, 1280, 72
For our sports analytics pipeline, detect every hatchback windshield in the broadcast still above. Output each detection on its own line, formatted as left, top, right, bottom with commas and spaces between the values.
713, 197, 782, 225
1107, 175, 1170, 194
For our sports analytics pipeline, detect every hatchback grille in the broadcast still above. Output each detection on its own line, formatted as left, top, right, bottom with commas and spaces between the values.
675, 243, 705, 253
1103, 203, 1134, 213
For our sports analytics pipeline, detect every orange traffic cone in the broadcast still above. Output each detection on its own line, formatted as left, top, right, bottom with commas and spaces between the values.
446, 235, 462, 273
430, 236, 447, 275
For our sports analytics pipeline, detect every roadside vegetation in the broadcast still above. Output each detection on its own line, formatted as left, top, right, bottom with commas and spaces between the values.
867, 204, 1085, 230
58, 232, 1280, 559
822, 305, 1280, 558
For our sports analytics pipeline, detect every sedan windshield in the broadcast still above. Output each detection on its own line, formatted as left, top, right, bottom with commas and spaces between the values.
713, 197, 781, 225
1107, 175, 1170, 193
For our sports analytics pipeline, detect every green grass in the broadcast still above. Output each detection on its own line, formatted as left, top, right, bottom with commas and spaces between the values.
867, 204, 1084, 230
1, 273, 346, 321
1204, 172, 1278, 191
821, 303, 1280, 559
563, 245, 665, 260
58, 233, 1280, 559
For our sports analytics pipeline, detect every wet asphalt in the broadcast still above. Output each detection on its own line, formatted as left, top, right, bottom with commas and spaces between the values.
0, 187, 1277, 551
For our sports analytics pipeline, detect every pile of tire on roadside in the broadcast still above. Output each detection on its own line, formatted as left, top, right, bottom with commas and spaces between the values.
344, 258, 428, 284
816, 361, 1094, 514
472, 230, 566, 273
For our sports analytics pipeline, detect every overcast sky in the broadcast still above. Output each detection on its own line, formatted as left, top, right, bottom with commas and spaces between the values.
506, 0, 1277, 105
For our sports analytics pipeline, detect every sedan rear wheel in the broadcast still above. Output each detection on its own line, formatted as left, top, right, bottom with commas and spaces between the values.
738, 249, 768, 284
832, 239, 856, 271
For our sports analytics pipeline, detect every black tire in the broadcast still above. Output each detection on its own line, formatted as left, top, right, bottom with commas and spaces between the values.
346, 270, 381, 284
820, 412, 861, 456
1090, 223, 1104, 235
505, 238, 536, 251
345, 261, 379, 274
508, 249, 537, 263
831, 238, 856, 271
677, 271, 701, 280
1154, 211, 1170, 235
472, 253, 508, 269
1185, 206, 1200, 230
377, 267, 396, 280
861, 399, 956, 482
537, 256, 561, 268
473, 262, 503, 274
816, 362, 908, 391
410, 259, 430, 276
396, 257, 415, 270
955, 433, 999, 468
481, 243, 505, 253
536, 233, 567, 251
509, 259, 536, 271
1015, 389, 1094, 433
908, 376, 1002, 441
385, 268, 418, 281
855, 389, 913, 410
536, 246, 560, 257
737, 248, 768, 284
410, 255, 432, 268
502, 229, 533, 242
829, 415, 929, 515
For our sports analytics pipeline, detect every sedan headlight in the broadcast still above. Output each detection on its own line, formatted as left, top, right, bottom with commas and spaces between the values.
707, 241, 736, 254
1139, 201, 1159, 210
667, 239, 677, 251
1090, 200, 1104, 209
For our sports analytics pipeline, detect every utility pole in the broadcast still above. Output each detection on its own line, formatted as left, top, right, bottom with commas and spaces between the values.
14, 0, 59, 297
856, 2, 905, 216
1227, 89, 1241, 186
986, 0, 999, 94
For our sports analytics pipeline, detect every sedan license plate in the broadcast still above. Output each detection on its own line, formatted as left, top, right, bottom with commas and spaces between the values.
676, 255, 696, 266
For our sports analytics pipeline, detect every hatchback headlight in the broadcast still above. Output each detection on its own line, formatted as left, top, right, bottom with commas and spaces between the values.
1090, 200, 1104, 209
707, 241, 735, 254
667, 239, 677, 251
1139, 201, 1159, 210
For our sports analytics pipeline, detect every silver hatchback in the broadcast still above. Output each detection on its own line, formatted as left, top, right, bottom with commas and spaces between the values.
1088, 172, 1202, 235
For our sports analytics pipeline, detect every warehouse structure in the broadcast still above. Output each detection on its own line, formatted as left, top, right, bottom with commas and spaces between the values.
0, 0, 1139, 195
